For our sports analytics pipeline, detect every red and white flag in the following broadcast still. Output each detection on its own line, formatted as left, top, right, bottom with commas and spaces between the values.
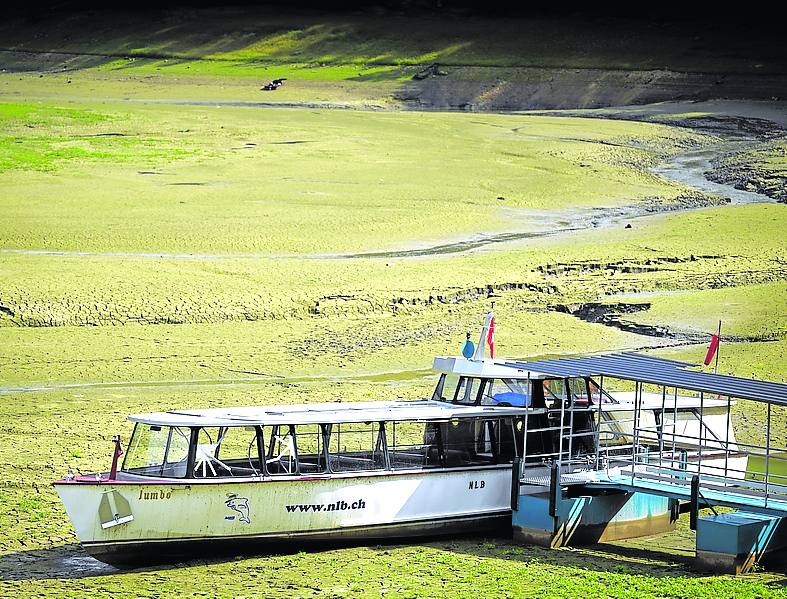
704, 334, 720, 366
487, 316, 495, 358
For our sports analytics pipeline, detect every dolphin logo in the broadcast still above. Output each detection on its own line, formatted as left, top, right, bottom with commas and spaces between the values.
225, 494, 251, 524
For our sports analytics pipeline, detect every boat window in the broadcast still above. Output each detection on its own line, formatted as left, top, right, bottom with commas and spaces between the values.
588, 378, 602, 406
441, 419, 497, 466
123, 424, 169, 476
490, 418, 517, 461
294, 425, 327, 474
569, 377, 589, 405
328, 423, 386, 472
263, 425, 298, 475
543, 379, 566, 407
162, 426, 190, 478
209, 426, 261, 477
432, 373, 460, 402
193, 427, 232, 477
454, 377, 482, 404
389, 420, 442, 469
482, 378, 531, 407
496, 417, 518, 462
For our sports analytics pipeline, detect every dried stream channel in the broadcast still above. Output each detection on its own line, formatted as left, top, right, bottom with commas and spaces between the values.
650, 139, 776, 205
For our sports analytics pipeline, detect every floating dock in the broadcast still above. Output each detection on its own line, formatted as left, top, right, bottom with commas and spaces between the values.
505, 353, 787, 574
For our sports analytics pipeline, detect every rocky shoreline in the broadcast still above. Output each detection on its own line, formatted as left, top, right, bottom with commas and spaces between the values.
707, 138, 787, 204
396, 67, 787, 112
543, 105, 787, 206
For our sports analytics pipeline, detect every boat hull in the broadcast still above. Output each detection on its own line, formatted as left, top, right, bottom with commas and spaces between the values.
55, 466, 513, 565
82, 513, 511, 565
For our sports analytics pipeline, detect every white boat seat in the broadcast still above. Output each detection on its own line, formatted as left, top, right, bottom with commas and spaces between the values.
194, 443, 233, 477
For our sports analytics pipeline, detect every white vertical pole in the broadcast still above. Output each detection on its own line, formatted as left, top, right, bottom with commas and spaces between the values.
567, 379, 575, 472
472, 311, 493, 362
595, 376, 604, 471
714, 320, 722, 375
765, 404, 772, 507
724, 395, 731, 480
631, 381, 641, 484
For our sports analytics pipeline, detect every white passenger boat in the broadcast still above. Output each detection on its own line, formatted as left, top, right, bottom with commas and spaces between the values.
57, 399, 525, 564
55, 313, 741, 565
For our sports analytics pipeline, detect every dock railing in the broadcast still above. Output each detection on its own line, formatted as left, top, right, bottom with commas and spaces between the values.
518, 375, 787, 516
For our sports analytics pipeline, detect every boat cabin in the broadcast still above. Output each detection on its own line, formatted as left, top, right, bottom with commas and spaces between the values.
430, 355, 738, 473
120, 401, 526, 481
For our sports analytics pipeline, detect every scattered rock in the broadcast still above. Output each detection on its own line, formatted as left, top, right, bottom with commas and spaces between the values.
412, 64, 448, 80
261, 78, 287, 91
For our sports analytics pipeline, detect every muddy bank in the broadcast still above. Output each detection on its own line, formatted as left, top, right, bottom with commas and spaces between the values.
556, 301, 782, 343
706, 138, 787, 204
397, 67, 787, 112
650, 140, 777, 205
536, 102, 787, 205
341, 115, 780, 260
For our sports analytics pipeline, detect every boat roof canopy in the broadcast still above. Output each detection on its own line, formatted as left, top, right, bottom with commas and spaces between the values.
129, 399, 528, 428
506, 352, 787, 406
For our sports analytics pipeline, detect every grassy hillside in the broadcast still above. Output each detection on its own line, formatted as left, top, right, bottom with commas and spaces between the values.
2, 8, 786, 110
4, 9, 786, 73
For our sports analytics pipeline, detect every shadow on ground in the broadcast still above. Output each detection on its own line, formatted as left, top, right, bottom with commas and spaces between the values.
6, 533, 787, 582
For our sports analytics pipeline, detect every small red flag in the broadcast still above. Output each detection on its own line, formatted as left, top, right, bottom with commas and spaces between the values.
704, 334, 720, 366
487, 317, 495, 359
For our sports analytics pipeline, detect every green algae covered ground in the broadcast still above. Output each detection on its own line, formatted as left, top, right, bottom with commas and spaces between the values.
0, 99, 699, 255
1, 12, 787, 599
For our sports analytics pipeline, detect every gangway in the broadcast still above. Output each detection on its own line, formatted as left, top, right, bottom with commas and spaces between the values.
504, 352, 787, 574
587, 469, 787, 518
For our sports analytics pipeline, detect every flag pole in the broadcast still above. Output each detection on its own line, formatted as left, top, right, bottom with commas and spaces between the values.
714, 320, 722, 375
